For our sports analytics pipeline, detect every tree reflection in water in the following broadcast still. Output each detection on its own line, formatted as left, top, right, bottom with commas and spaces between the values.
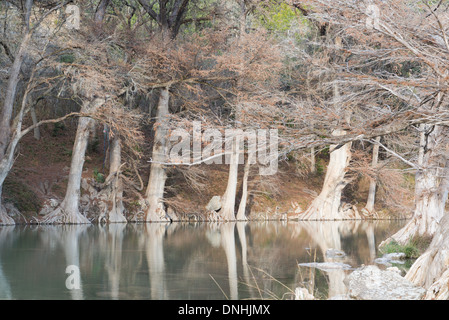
0, 219, 405, 300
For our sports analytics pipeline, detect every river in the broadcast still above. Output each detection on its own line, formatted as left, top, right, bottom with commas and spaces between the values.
0, 220, 407, 300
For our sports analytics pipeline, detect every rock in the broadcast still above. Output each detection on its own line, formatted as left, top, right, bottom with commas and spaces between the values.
206, 196, 221, 212
325, 248, 346, 259
298, 262, 353, 272
81, 178, 97, 195
386, 266, 403, 276
295, 287, 315, 300
384, 252, 406, 260
38, 180, 51, 195
155, 202, 168, 221
167, 207, 179, 222
344, 265, 425, 300
374, 252, 406, 267
4, 202, 21, 217
48, 198, 59, 208
38, 198, 60, 216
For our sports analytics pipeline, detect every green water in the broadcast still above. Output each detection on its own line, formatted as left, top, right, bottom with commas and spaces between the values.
0, 220, 406, 300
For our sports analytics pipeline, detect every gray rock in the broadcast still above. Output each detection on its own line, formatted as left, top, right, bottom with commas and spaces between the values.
4, 202, 21, 217
38, 198, 60, 216
384, 252, 406, 260
298, 262, 353, 272
325, 248, 346, 259
386, 266, 403, 276
344, 265, 425, 300
374, 252, 406, 267
206, 196, 222, 212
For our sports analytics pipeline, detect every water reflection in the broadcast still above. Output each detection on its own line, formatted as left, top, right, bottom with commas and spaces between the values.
298, 221, 359, 298
0, 226, 14, 299
0, 220, 406, 300
142, 223, 170, 300
40, 225, 89, 300
100, 223, 125, 300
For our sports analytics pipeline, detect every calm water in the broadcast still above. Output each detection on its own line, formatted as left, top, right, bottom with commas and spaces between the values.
0, 220, 406, 300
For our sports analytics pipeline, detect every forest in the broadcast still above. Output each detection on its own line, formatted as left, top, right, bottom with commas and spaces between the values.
2, 0, 449, 300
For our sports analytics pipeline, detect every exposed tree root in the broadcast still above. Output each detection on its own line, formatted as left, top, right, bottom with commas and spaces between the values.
0, 204, 15, 225
40, 204, 91, 225
405, 214, 449, 299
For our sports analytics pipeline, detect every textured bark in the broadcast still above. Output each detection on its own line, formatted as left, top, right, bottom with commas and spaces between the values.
43, 99, 104, 224
406, 214, 449, 299
300, 129, 359, 220
0, 27, 33, 226
105, 136, 126, 223
363, 136, 380, 214
97, 135, 127, 223
145, 88, 170, 222
30, 107, 40, 140
138, 0, 190, 39
0, 66, 36, 226
0, 179, 15, 226
0, 30, 32, 158
236, 153, 252, 221
382, 125, 449, 245
220, 138, 239, 221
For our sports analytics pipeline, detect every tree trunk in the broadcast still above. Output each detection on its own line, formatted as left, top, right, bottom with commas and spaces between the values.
406, 213, 449, 299
220, 137, 239, 221
0, 185, 15, 226
0, 119, 19, 225
0, 30, 32, 158
97, 135, 127, 223
42, 99, 103, 224
144, 88, 170, 222
94, 0, 111, 23
107, 136, 126, 222
0, 118, 23, 225
30, 107, 40, 140
299, 129, 358, 220
0, 70, 36, 226
236, 153, 252, 220
0, 137, 15, 225
363, 136, 380, 215
218, 0, 247, 222
0, 32, 33, 224
381, 125, 449, 245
